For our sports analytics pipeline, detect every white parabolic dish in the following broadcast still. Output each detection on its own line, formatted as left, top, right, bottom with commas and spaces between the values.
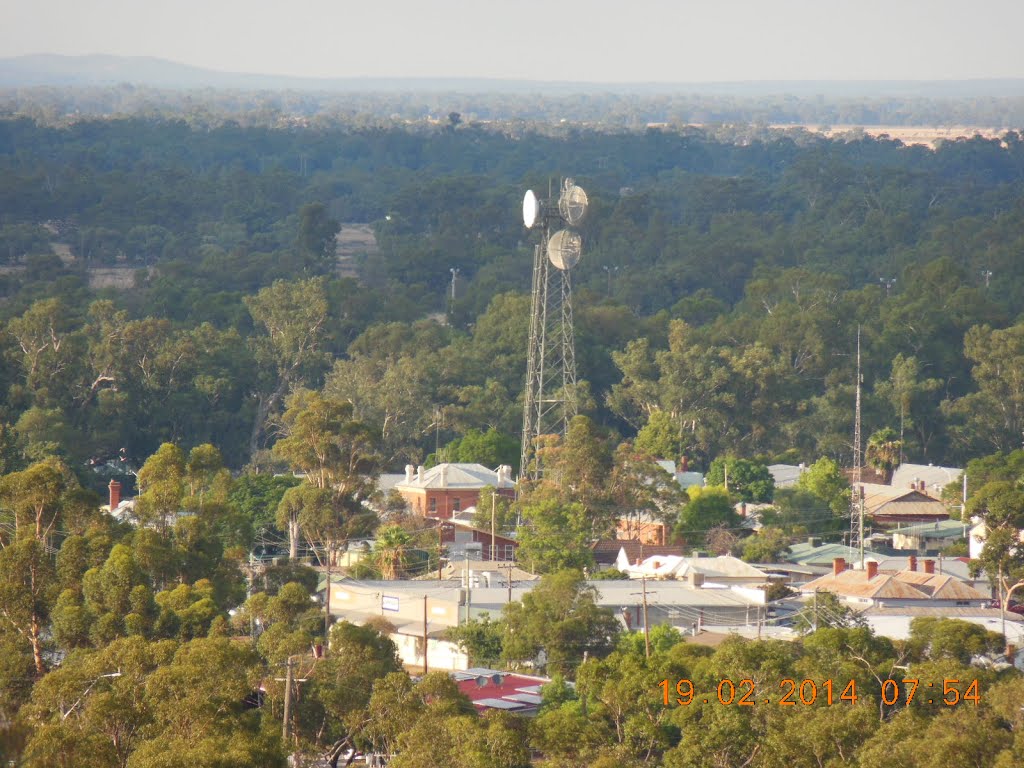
522, 189, 539, 228
558, 184, 588, 226
547, 229, 582, 270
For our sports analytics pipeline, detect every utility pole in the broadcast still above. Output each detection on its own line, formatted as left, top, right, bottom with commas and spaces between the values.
282, 656, 295, 743
438, 523, 444, 581
642, 573, 651, 658
449, 267, 460, 302
324, 541, 332, 651
464, 553, 471, 624
490, 492, 497, 562
982, 269, 993, 289
813, 588, 818, 632
879, 277, 896, 297
504, 562, 513, 604
423, 595, 429, 675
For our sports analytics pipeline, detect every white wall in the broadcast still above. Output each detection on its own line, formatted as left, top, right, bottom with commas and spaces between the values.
391, 632, 469, 671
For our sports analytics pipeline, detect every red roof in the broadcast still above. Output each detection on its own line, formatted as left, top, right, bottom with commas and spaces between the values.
451, 669, 552, 714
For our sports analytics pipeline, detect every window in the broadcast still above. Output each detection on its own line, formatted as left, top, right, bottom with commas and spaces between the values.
453, 497, 461, 512
429, 497, 437, 513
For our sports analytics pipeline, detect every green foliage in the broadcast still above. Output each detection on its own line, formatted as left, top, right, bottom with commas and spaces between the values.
515, 499, 597, 574
444, 613, 504, 667
740, 526, 790, 562
501, 569, 620, 675
705, 457, 775, 502
675, 487, 740, 545
432, 427, 519, 471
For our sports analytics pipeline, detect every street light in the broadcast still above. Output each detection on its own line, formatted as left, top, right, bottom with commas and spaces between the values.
879, 277, 896, 297
602, 265, 620, 296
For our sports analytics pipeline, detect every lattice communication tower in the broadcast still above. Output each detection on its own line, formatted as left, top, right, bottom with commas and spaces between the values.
519, 179, 588, 480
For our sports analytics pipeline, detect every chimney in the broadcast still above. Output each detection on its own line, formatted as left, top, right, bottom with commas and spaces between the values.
405, 464, 415, 483
679, 455, 689, 472
833, 557, 846, 576
808, 536, 821, 548
416, 465, 424, 482
689, 571, 705, 588
108, 479, 122, 509
923, 559, 935, 574
440, 464, 449, 486
908, 556, 917, 572
919, 480, 926, 492
740, 502, 747, 517
866, 561, 878, 579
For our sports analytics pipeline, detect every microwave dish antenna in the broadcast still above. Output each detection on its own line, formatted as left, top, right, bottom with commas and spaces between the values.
558, 180, 588, 226
547, 229, 582, 271
522, 189, 540, 229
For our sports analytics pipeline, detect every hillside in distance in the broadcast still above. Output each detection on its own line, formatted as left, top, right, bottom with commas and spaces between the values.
4, 53, 1024, 98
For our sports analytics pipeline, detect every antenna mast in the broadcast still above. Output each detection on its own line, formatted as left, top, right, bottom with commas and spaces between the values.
519, 179, 588, 480
850, 325, 865, 566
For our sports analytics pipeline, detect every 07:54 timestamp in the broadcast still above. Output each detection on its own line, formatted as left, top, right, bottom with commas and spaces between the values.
658, 678, 981, 707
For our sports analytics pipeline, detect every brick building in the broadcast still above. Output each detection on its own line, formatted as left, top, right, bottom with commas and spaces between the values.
395, 463, 515, 519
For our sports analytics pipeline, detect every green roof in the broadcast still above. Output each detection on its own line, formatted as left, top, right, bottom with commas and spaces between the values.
888, 519, 969, 537
785, 542, 886, 565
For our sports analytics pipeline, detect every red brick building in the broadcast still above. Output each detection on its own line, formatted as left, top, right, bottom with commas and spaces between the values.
395, 463, 515, 519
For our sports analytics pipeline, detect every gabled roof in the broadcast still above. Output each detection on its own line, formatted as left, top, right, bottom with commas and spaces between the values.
591, 539, 685, 566
801, 568, 988, 602
395, 463, 515, 491
855, 484, 949, 519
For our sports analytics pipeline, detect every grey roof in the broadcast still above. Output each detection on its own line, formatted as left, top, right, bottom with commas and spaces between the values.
395, 463, 515, 491
768, 464, 808, 488
891, 463, 963, 493
376, 473, 406, 492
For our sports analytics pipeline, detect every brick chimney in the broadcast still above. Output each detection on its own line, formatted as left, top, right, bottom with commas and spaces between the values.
908, 556, 917, 572
108, 479, 122, 510
866, 561, 879, 579
923, 559, 935, 574
679, 455, 689, 472
833, 557, 846, 576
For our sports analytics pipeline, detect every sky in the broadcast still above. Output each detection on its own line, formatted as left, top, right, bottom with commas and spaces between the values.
3, 0, 1023, 83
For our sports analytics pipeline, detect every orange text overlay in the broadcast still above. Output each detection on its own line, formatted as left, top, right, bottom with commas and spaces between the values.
658, 678, 981, 707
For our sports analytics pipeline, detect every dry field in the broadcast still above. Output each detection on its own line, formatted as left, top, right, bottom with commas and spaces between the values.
773, 124, 1010, 148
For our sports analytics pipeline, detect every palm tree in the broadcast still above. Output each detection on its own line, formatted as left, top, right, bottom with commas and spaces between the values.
374, 524, 412, 580
866, 427, 902, 482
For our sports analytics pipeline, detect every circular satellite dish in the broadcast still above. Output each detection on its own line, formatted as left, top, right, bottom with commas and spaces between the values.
522, 189, 539, 229
547, 229, 582, 270
558, 184, 588, 226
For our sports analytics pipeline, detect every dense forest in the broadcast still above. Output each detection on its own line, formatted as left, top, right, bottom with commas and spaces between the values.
3, 113, 1024, 766
2, 117, 1024, 478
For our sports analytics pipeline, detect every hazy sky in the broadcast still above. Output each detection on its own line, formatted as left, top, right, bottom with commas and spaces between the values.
4, 0, 1023, 82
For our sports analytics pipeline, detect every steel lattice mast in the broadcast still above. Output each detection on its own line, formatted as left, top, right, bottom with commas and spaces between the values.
520, 180, 586, 480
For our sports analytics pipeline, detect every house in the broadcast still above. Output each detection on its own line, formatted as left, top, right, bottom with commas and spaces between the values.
767, 463, 808, 489
799, 557, 989, 608
395, 463, 515, 519
785, 538, 888, 567
591, 539, 686, 570
890, 463, 963, 499
434, 517, 518, 562
616, 512, 668, 545
855, 483, 950, 527
319, 575, 768, 667
654, 460, 705, 491
452, 668, 556, 716
889, 519, 969, 553
615, 551, 770, 586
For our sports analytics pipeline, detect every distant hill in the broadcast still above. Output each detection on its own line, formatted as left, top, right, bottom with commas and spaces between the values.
3, 53, 1024, 97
